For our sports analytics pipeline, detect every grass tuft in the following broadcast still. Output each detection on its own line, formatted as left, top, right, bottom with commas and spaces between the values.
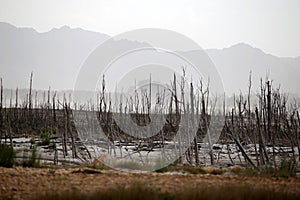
72, 168, 102, 174
22, 147, 40, 167
0, 144, 15, 167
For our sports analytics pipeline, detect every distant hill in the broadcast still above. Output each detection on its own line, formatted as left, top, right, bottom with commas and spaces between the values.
0, 22, 299, 95
206, 43, 300, 95
0, 22, 110, 90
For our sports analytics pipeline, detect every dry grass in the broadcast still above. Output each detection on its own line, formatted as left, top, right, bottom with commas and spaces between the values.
33, 182, 300, 200
1, 167, 299, 200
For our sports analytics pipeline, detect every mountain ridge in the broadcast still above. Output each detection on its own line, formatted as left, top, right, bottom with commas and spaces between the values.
0, 22, 299, 95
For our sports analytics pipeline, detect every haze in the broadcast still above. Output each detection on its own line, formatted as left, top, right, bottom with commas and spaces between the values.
0, 0, 299, 57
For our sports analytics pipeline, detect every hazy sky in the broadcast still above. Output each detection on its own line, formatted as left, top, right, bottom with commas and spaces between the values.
0, 0, 299, 57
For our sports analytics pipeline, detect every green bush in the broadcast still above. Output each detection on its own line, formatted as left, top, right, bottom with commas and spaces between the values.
30, 137, 36, 145
22, 147, 40, 167
38, 132, 50, 146
0, 144, 15, 167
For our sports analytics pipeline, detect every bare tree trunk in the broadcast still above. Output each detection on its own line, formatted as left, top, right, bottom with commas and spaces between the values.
296, 111, 300, 161
172, 73, 182, 164
65, 102, 77, 158
266, 81, 274, 167
272, 96, 279, 169
255, 107, 264, 165
54, 143, 58, 165
27, 72, 33, 138
255, 107, 269, 166
247, 73, 260, 166
203, 95, 214, 165
233, 132, 257, 169
15, 88, 18, 107
52, 92, 57, 135
266, 81, 272, 142
28, 72, 33, 111
0, 78, 3, 143
225, 122, 257, 169
285, 119, 297, 162
62, 94, 68, 157
15, 88, 19, 128
190, 83, 199, 166
0, 78, 2, 109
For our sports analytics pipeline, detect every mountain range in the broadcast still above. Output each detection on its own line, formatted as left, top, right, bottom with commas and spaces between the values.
0, 22, 299, 95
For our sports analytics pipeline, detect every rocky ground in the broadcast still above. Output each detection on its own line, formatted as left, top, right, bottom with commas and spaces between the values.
0, 167, 300, 200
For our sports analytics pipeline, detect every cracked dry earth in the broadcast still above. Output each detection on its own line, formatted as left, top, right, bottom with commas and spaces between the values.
0, 167, 300, 200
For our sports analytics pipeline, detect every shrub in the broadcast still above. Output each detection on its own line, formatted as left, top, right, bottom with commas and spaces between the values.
0, 144, 15, 167
38, 132, 50, 146
232, 159, 297, 178
230, 167, 257, 176
278, 158, 296, 177
22, 147, 40, 167
30, 137, 36, 145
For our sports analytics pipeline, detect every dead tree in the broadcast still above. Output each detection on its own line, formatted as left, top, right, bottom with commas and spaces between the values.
0, 78, 3, 143
170, 73, 182, 164
64, 101, 77, 159
255, 107, 268, 165
61, 94, 68, 157
52, 92, 57, 134
296, 111, 300, 161
28, 72, 33, 111
225, 122, 258, 170
190, 82, 199, 166
199, 79, 214, 165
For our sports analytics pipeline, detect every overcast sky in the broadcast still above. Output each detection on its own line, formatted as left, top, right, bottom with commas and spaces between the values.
0, 0, 299, 57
